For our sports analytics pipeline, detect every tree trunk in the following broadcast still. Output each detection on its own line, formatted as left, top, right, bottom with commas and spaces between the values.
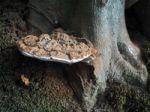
27, 0, 148, 111
0, 0, 149, 112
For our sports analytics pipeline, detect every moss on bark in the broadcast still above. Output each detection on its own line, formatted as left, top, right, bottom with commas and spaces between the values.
0, 46, 82, 112
0, 0, 150, 112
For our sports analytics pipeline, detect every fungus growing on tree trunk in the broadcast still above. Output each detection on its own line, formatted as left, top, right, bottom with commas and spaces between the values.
20, 0, 150, 111
16, 30, 97, 64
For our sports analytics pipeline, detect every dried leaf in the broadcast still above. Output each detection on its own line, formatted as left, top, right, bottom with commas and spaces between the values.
21, 75, 30, 86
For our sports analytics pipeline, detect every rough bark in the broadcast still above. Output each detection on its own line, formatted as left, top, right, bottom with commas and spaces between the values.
0, 0, 149, 112
27, 0, 148, 111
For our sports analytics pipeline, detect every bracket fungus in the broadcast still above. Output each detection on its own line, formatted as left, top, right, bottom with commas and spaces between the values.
16, 31, 97, 64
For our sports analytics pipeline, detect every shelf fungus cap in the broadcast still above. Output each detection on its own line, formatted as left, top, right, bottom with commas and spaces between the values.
16, 31, 97, 64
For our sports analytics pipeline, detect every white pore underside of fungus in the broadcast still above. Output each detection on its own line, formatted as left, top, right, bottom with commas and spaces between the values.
16, 31, 97, 64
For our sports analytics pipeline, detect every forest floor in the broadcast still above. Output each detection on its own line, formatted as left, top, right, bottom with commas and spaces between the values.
0, 1, 150, 112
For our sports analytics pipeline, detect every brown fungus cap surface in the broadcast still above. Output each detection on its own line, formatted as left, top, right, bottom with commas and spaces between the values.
16, 31, 97, 64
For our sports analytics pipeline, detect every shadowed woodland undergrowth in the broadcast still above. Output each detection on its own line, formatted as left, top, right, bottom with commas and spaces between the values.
0, 0, 150, 112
